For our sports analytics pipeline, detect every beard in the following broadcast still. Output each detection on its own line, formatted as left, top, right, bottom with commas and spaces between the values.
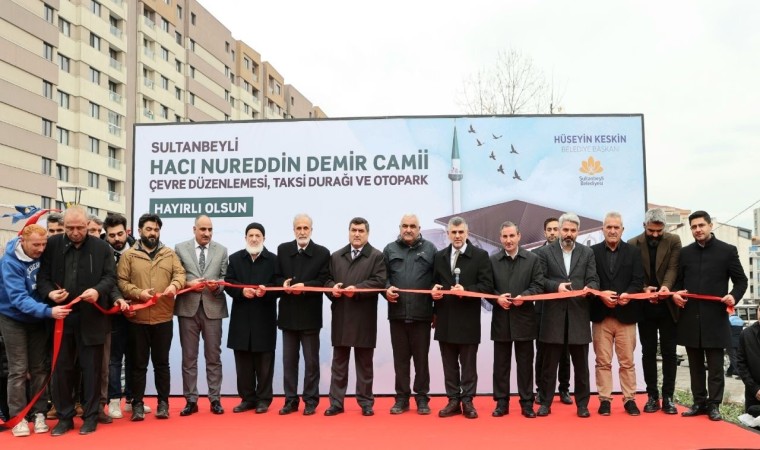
140, 236, 158, 249
246, 243, 263, 255
296, 237, 310, 247
646, 236, 661, 248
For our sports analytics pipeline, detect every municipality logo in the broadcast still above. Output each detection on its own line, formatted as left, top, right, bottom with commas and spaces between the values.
579, 156, 604, 186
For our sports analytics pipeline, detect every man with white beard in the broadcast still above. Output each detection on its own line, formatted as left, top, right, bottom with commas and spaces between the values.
224, 223, 279, 414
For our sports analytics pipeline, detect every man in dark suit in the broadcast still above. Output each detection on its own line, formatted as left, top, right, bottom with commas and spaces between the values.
275, 213, 330, 416
627, 208, 682, 414
534, 217, 572, 405
431, 216, 493, 419
37, 206, 124, 435
225, 222, 279, 414
490, 221, 543, 418
736, 304, 760, 413
536, 212, 600, 418
591, 212, 644, 416
174, 215, 228, 416
673, 210, 747, 421
383, 214, 437, 415
324, 217, 386, 417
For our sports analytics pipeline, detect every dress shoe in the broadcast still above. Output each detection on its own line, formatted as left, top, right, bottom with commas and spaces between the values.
130, 403, 145, 421
438, 400, 462, 418
79, 419, 97, 435
643, 396, 660, 413
536, 405, 551, 417
559, 390, 573, 405
707, 406, 722, 421
155, 401, 169, 419
98, 408, 113, 424
662, 397, 678, 415
598, 400, 611, 416
180, 401, 198, 416
233, 401, 256, 413
303, 404, 317, 416
254, 403, 269, 414
492, 401, 509, 417
521, 406, 536, 418
577, 406, 591, 418
416, 398, 431, 415
210, 400, 224, 415
462, 401, 478, 419
279, 401, 299, 415
46, 404, 57, 420
681, 404, 707, 417
50, 419, 74, 436
390, 399, 409, 415
323, 406, 344, 416
624, 400, 640, 416
361, 406, 374, 417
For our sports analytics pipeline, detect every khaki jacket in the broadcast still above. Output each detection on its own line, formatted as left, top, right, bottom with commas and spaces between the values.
117, 242, 186, 325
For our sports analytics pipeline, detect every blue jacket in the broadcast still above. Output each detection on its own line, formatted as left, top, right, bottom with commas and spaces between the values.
0, 237, 51, 322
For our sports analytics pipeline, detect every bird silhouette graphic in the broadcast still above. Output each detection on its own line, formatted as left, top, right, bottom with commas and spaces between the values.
476, 139, 483, 146
468, 124, 476, 133
492, 134, 502, 139
497, 164, 505, 175
510, 144, 519, 154
489, 151, 496, 160
513, 170, 522, 181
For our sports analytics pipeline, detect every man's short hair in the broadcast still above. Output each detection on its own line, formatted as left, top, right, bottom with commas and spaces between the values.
22, 224, 47, 238
103, 213, 128, 230
293, 213, 312, 227
603, 211, 623, 226
447, 216, 468, 231
543, 217, 559, 229
500, 220, 519, 233
349, 217, 369, 232
138, 213, 163, 229
47, 212, 63, 225
644, 208, 667, 225
688, 210, 711, 225
87, 215, 103, 227
558, 212, 580, 229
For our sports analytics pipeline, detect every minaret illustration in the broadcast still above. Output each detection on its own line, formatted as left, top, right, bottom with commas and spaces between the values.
448, 126, 463, 214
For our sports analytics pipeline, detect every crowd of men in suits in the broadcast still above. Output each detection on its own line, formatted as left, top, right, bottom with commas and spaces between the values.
0, 205, 751, 437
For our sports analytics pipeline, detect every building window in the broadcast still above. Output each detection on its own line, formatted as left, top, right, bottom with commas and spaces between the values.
175, 31, 182, 45
90, 102, 100, 118
225, 41, 230, 53
175, 59, 182, 73
160, 46, 169, 61
87, 207, 99, 216
90, 67, 100, 84
160, 105, 168, 118
108, 179, 117, 195
160, 18, 169, 32
43, 42, 54, 61
244, 57, 250, 69
88, 171, 99, 188
44, 4, 55, 23
42, 119, 53, 137
231, 50, 235, 60
58, 54, 70, 72
57, 127, 69, 145
191, 12, 196, 25
59, 18, 71, 36
189, 93, 195, 105
43, 80, 53, 99
41, 157, 53, 175
58, 90, 70, 108
175, 114, 181, 122
91, 1, 101, 16
160, 76, 169, 90
189, 39, 195, 51
90, 33, 101, 50
89, 137, 100, 153
177, 5, 182, 19
41, 196, 52, 209
189, 66, 195, 78
57, 164, 69, 181
175, 87, 181, 100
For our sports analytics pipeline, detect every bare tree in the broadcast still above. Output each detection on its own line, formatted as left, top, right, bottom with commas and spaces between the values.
459, 49, 564, 115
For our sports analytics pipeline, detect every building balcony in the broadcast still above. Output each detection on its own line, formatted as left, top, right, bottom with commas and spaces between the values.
109, 90, 122, 104
110, 25, 122, 38
108, 191, 120, 202
143, 78, 154, 89
108, 123, 121, 136
143, 16, 155, 30
143, 47, 155, 59
143, 108, 154, 119
109, 58, 122, 71
108, 157, 121, 169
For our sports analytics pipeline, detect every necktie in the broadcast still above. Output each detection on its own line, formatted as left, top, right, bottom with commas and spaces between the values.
298, 248, 305, 255
352, 249, 359, 260
199, 246, 206, 273
451, 249, 460, 272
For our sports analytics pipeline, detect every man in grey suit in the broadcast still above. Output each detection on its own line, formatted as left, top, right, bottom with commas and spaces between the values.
174, 215, 229, 416
536, 212, 600, 418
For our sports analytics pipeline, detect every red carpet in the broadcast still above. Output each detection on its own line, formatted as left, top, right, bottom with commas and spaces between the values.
2, 395, 758, 449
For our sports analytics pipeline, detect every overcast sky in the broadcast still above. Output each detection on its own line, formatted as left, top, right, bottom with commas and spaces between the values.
199, 0, 759, 232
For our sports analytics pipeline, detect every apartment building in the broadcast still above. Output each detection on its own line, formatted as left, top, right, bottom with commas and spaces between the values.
0, 0, 324, 248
